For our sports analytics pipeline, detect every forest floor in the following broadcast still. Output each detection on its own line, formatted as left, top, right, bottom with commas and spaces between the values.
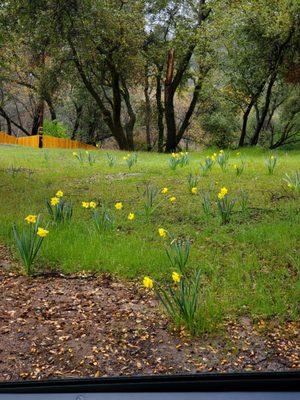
0, 244, 299, 381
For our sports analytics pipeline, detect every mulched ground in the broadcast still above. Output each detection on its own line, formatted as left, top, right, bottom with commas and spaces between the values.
0, 244, 299, 381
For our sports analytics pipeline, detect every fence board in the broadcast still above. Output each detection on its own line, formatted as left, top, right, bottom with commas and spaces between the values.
0, 132, 18, 145
0, 132, 96, 151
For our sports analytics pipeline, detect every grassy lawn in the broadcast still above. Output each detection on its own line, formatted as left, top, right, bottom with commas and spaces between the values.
0, 144, 299, 333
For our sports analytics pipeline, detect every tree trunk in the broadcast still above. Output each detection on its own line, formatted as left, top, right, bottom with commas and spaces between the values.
164, 49, 177, 152
251, 73, 277, 146
0, 107, 12, 135
155, 70, 164, 153
238, 82, 265, 147
121, 81, 136, 151
176, 81, 202, 144
45, 95, 57, 121
31, 100, 44, 135
144, 73, 152, 151
71, 103, 83, 140
239, 104, 252, 147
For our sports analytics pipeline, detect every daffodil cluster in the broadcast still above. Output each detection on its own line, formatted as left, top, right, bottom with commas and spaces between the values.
13, 215, 49, 276
216, 186, 236, 224
46, 190, 72, 223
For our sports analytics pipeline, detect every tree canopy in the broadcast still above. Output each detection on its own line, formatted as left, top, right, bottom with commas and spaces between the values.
0, 0, 299, 150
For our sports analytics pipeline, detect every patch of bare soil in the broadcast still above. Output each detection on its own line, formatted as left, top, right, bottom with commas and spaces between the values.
0, 244, 299, 381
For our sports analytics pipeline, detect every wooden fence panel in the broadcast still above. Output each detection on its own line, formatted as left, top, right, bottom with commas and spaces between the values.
0, 132, 18, 145
17, 135, 40, 148
43, 135, 95, 150
0, 132, 96, 150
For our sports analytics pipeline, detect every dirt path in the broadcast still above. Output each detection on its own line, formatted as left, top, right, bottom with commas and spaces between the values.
0, 244, 299, 381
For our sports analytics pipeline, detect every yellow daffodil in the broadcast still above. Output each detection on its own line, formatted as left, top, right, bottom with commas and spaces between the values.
161, 187, 168, 194
169, 196, 176, 203
89, 201, 97, 209
158, 228, 167, 238
37, 227, 49, 238
219, 149, 224, 154
233, 164, 238, 169
172, 271, 181, 283
236, 152, 240, 156
270, 155, 274, 160
143, 276, 154, 289
56, 190, 64, 197
128, 212, 135, 220
82, 201, 90, 209
217, 187, 228, 200
51, 197, 60, 206
211, 155, 216, 161
287, 183, 293, 188
25, 214, 37, 224
213, 153, 217, 157
115, 202, 123, 210
123, 156, 128, 160
191, 187, 197, 194
72, 152, 77, 157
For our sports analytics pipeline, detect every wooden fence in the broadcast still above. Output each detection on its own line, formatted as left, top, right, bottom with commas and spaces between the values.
0, 132, 96, 150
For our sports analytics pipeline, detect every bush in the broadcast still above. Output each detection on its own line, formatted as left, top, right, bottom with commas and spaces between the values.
43, 119, 69, 138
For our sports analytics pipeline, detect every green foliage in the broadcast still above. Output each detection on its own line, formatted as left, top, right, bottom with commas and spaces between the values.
43, 119, 69, 138
124, 153, 138, 170
187, 173, 199, 192
199, 156, 214, 176
106, 153, 116, 167
233, 160, 245, 176
155, 269, 201, 335
13, 215, 48, 276
216, 189, 236, 224
137, 183, 163, 219
166, 238, 191, 273
217, 151, 229, 172
283, 171, 300, 192
92, 206, 115, 233
46, 198, 73, 223
265, 154, 278, 174
201, 191, 213, 216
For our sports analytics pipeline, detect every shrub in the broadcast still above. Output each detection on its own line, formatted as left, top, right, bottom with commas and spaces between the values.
43, 119, 69, 138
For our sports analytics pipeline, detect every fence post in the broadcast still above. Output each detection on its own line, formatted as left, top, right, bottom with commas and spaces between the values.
38, 127, 43, 148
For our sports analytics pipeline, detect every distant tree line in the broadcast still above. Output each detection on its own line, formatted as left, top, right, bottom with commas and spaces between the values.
0, 0, 299, 151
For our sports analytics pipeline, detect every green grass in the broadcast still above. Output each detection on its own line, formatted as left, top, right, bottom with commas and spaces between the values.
0, 144, 299, 332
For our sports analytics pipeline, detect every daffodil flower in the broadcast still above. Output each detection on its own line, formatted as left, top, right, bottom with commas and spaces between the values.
25, 214, 37, 224
158, 228, 167, 238
115, 202, 123, 210
128, 212, 135, 220
51, 197, 60, 206
217, 187, 228, 199
172, 271, 181, 283
37, 227, 49, 238
143, 276, 154, 289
